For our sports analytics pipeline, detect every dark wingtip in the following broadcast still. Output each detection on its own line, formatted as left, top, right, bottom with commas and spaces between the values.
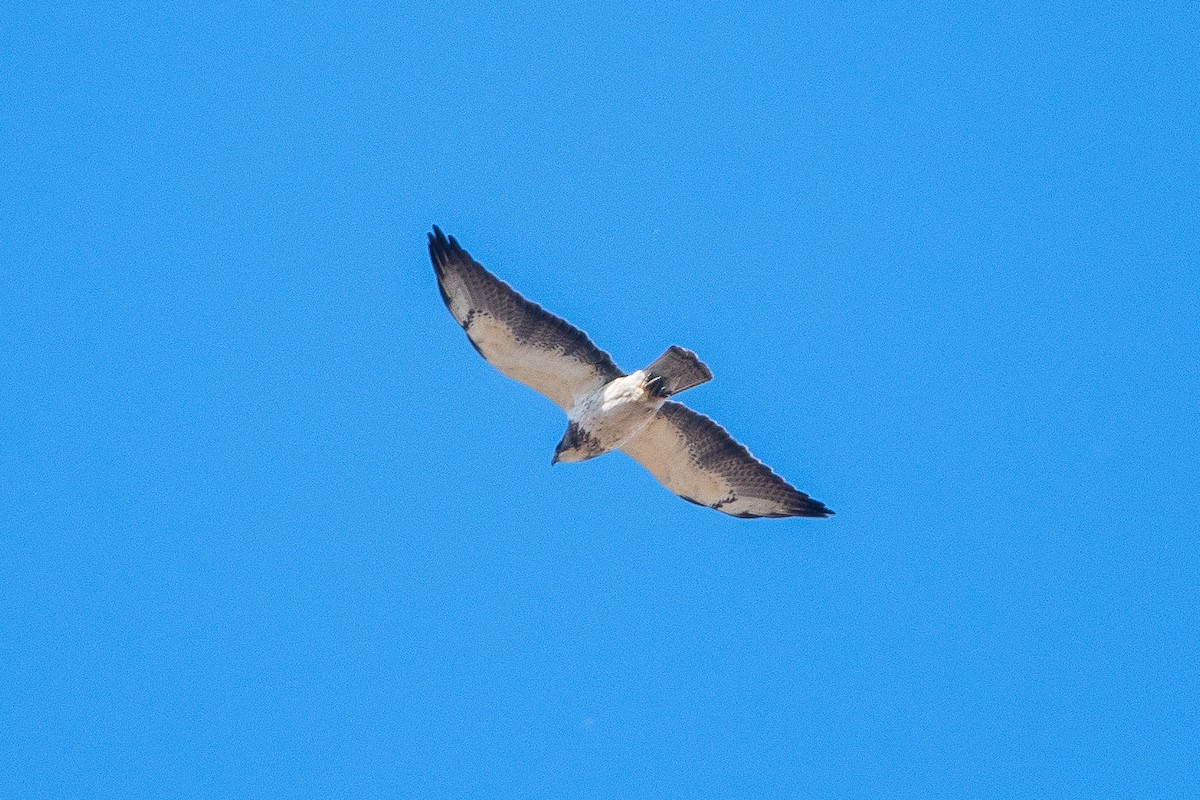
794, 498, 834, 518
760, 495, 833, 519
428, 226, 458, 269
428, 226, 455, 305
428, 226, 465, 260
722, 496, 834, 519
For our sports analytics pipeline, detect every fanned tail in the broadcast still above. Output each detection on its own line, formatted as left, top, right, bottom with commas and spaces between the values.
645, 346, 713, 397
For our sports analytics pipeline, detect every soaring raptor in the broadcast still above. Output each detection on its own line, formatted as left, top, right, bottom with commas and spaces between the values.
429, 227, 832, 519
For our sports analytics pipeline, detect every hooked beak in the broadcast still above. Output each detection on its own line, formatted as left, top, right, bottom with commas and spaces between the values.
551, 452, 560, 465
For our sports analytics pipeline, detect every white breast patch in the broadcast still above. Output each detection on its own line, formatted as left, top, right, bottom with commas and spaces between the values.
568, 371, 664, 453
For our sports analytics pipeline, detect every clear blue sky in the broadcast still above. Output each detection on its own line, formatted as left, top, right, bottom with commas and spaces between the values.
3, 3, 1197, 797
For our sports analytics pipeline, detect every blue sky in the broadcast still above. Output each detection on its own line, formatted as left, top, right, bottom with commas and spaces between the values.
3, 2, 1197, 797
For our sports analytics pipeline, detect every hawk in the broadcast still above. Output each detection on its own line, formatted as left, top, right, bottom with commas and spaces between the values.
429, 227, 833, 519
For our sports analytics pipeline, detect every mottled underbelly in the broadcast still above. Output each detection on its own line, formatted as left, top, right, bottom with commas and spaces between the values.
568, 376, 665, 455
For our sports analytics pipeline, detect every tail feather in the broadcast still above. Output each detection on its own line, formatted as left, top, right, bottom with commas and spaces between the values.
645, 346, 713, 397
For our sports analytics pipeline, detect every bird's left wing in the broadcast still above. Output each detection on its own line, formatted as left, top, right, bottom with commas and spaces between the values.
620, 401, 833, 518
429, 227, 623, 410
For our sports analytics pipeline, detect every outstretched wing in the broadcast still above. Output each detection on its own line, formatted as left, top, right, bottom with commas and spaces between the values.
621, 401, 832, 518
429, 227, 624, 410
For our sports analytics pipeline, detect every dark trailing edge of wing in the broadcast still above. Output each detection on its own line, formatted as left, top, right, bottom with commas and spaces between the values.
427, 226, 624, 380
660, 402, 833, 519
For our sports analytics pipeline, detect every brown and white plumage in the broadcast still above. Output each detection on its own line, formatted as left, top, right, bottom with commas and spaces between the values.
429, 226, 622, 411
429, 226, 832, 519
619, 402, 831, 518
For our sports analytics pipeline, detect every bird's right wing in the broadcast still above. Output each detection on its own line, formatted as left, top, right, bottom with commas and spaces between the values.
429, 227, 624, 410
620, 401, 833, 518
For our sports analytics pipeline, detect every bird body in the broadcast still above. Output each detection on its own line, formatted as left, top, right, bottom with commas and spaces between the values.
556, 371, 661, 463
428, 226, 832, 519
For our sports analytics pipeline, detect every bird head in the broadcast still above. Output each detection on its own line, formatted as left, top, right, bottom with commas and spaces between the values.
552, 422, 601, 464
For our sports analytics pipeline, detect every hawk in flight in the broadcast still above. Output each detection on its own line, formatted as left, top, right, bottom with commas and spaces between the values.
429, 227, 832, 519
